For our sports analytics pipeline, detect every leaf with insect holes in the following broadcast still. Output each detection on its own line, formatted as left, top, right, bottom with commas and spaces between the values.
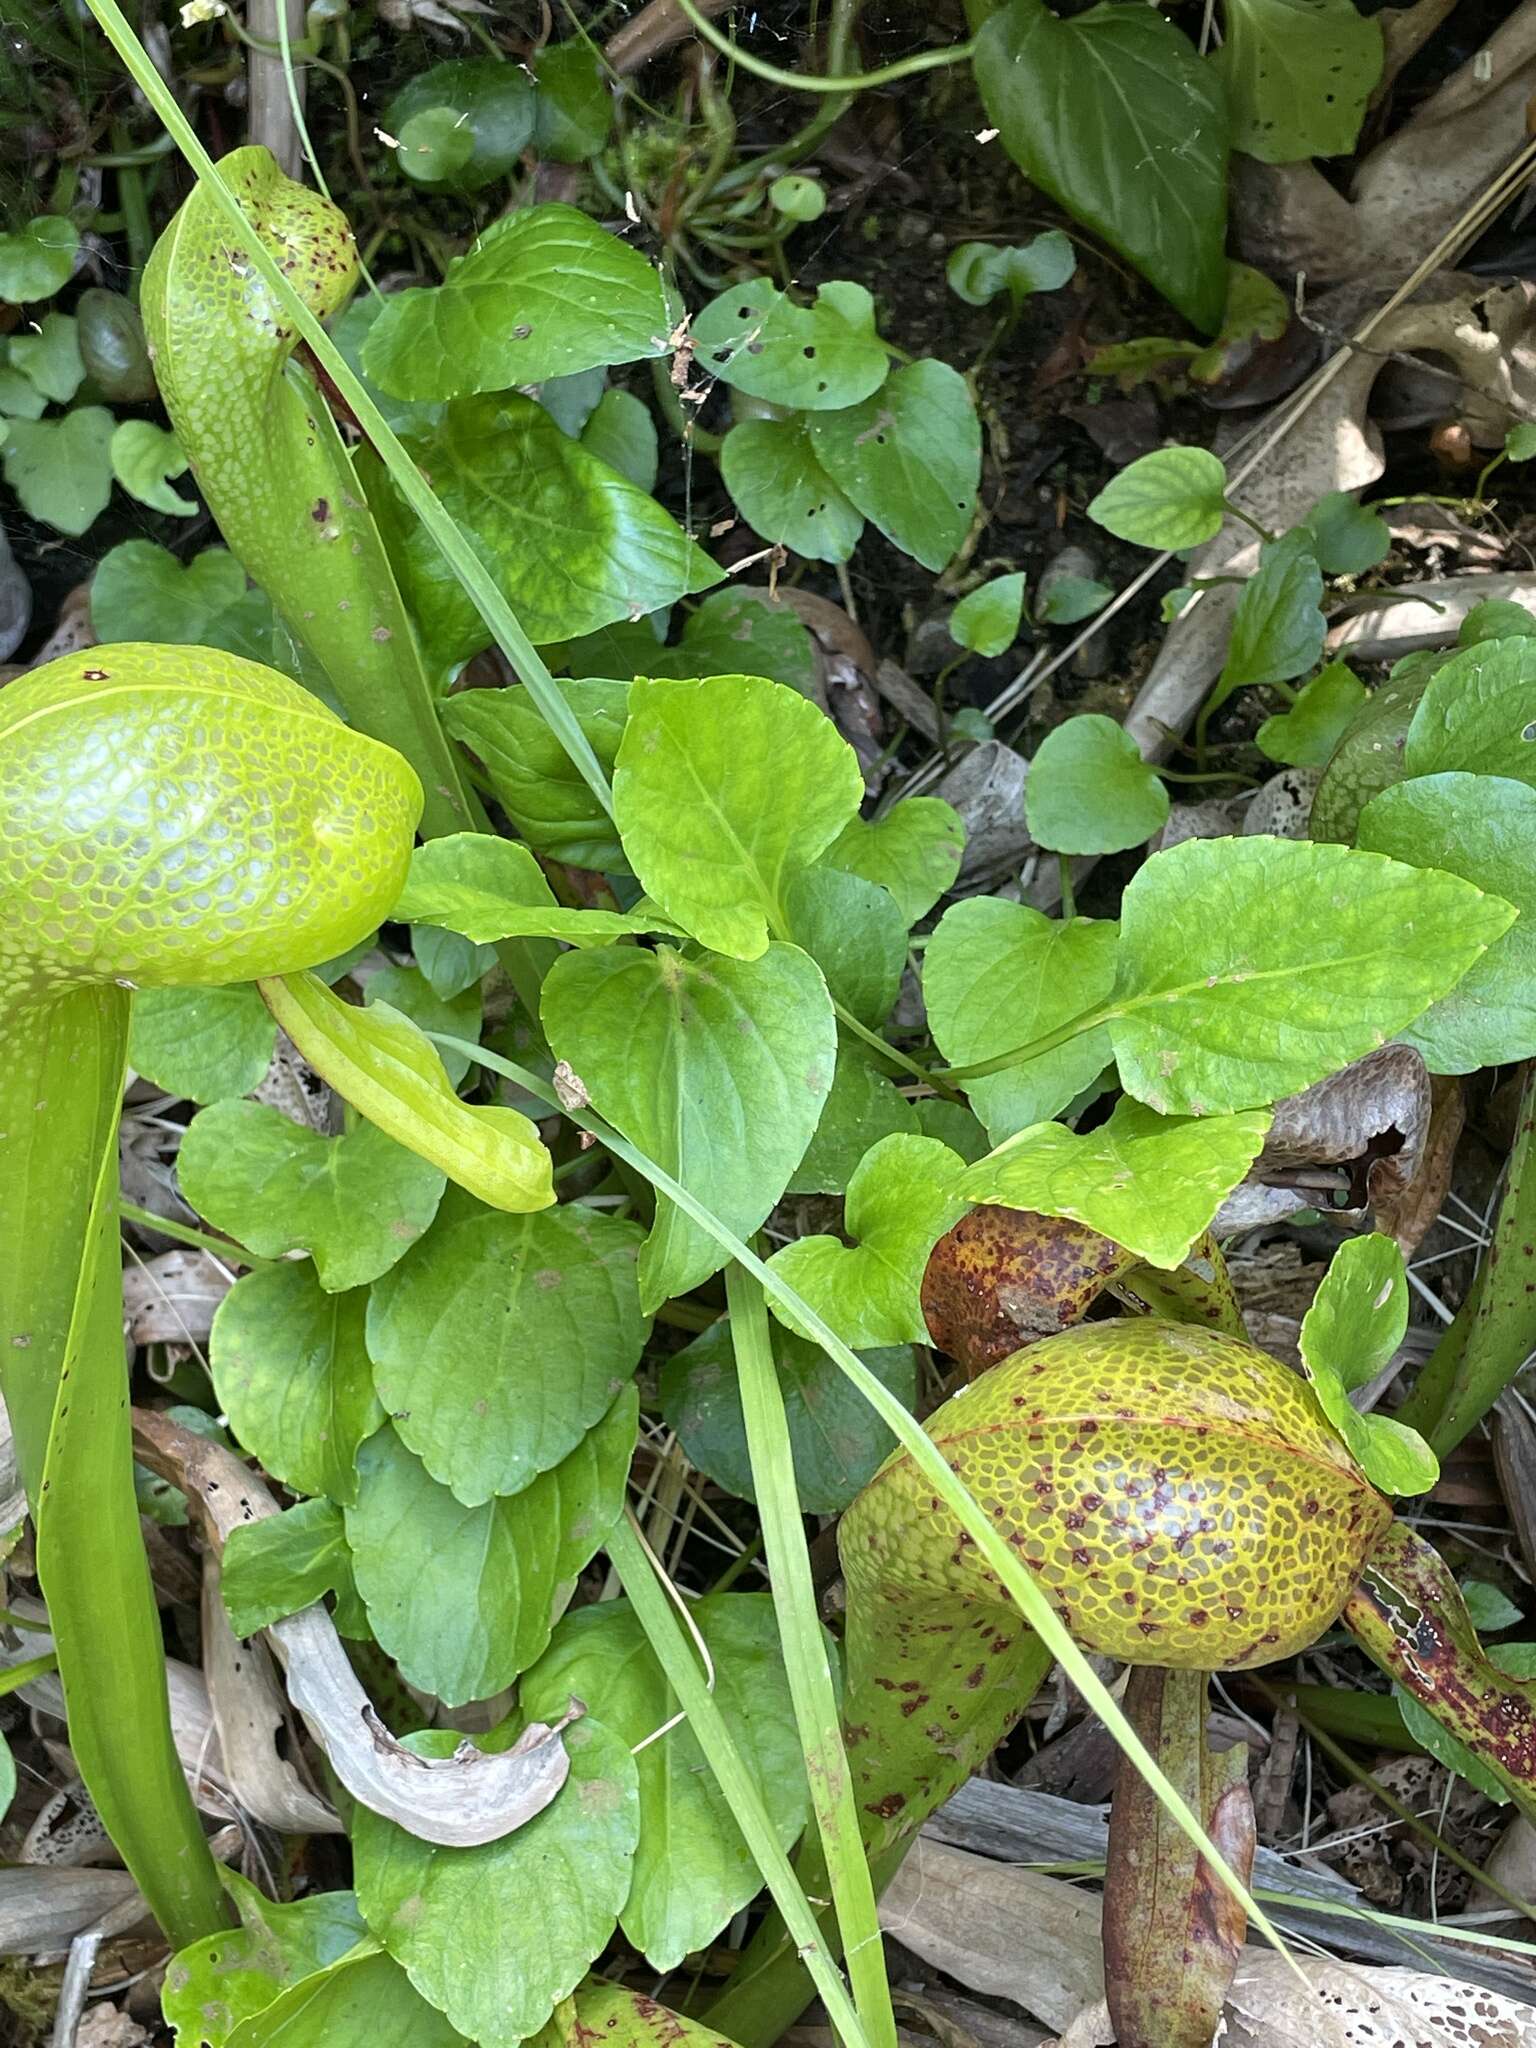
178, 1101, 446, 1291
1088, 447, 1229, 550
951, 574, 1027, 657
692, 277, 890, 411
1025, 714, 1170, 854
211, 1265, 382, 1504
767, 1134, 968, 1347
613, 673, 864, 959
1299, 1233, 1437, 1495
522, 1595, 813, 1970
959, 1097, 1271, 1269
542, 942, 836, 1309
354, 1716, 639, 2048
720, 419, 863, 564
925, 899, 1118, 1143
1107, 836, 1515, 1115
1212, 0, 1382, 164
161, 1879, 373, 2048
1257, 662, 1367, 768
808, 359, 981, 572
362, 203, 679, 401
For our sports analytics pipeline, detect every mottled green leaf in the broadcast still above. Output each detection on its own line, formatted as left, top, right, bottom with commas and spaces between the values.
959, 1097, 1271, 1269
162, 1875, 369, 2048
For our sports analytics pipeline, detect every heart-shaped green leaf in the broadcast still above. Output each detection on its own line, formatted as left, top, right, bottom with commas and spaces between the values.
808, 359, 980, 572
1299, 1233, 1437, 1496
1088, 447, 1228, 550
719, 418, 864, 564
9, 312, 83, 403
179, 1101, 446, 1291
693, 278, 889, 411
2, 406, 114, 536
91, 540, 278, 664
367, 1192, 647, 1505
1024, 714, 1170, 854
0, 215, 78, 301
211, 1264, 382, 1502
958, 1097, 1271, 1269
613, 673, 864, 958
542, 942, 835, 1308
767, 1134, 967, 1346
822, 798, 965, 925
345, 1388, 636, 1703
788, 1049, 920, 1195
110, 419, 196, 517
162, 1876, 369, 2048
354, 1716, 639, 2047
522, 1595, 811, 1969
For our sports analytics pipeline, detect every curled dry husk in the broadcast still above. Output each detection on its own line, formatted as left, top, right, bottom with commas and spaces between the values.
1210, 1045, 1436, 1245
130, 1409, 575, 1848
